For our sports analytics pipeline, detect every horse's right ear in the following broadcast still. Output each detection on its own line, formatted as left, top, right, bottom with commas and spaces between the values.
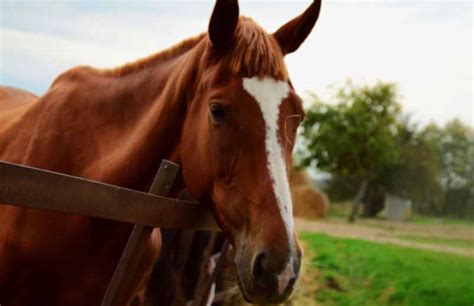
208, 0, 239, 51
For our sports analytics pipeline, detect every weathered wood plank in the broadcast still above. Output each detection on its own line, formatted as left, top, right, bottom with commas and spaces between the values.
0, 161, 217, 230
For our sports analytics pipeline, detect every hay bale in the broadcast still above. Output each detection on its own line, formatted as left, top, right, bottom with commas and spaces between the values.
290, 170, 329, 219
290, 170, 312, 187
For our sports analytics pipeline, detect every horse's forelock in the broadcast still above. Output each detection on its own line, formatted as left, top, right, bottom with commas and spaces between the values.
224, 17, 288, 80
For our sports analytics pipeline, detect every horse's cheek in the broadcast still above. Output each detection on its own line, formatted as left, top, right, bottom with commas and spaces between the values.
182, 117, 214, 198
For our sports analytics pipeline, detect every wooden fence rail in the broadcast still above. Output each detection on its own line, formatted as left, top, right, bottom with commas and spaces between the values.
0, 160, 218, 230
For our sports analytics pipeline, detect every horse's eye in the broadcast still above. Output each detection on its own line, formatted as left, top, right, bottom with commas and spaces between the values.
209, 102, 227, 124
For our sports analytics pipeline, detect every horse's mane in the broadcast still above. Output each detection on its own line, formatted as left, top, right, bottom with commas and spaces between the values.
53, 16, 287, 84
101, 33, 207, 77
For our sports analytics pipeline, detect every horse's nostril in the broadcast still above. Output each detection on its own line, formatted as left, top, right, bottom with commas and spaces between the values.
252, 251, 279, 288
252, 252, 266, 279
289, 275, 298, 288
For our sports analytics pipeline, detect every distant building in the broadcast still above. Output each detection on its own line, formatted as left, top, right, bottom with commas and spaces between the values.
384, 194, 412, 221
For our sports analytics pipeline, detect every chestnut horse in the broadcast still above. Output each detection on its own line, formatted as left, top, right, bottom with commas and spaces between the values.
0, 1, 321, 305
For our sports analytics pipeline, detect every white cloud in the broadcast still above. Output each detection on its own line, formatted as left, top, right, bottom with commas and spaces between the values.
283, 2, 472, 126
0, 1, 472, 126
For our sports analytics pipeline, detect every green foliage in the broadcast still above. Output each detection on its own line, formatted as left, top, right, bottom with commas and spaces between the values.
389, 118, 444, 214
298, 81, 401, 180
415, 120, 474, 217
300, 232, 474, 306
297, 81, 405, 216
296, 81, 473, 218
431, 120, 473, 189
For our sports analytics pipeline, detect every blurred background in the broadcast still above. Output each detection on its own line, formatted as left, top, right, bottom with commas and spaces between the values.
1, 1, 472, 305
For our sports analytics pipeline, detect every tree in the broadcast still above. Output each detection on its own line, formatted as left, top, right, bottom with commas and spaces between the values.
297, 81, 402, 218
421, 120, 474, 218
297, 81, 474, 220
390, 119, 443, 215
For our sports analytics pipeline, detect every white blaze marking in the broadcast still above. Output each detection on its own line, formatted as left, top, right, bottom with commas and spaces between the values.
242, 76, 294, 242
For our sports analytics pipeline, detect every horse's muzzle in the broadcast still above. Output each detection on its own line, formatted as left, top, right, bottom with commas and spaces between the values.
235, 244, 301, 304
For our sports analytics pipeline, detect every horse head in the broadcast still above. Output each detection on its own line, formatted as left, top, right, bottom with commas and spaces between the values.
180, 1, 321, 303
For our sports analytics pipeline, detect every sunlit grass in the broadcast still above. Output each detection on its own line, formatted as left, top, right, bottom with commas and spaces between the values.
300, 232, 474, 306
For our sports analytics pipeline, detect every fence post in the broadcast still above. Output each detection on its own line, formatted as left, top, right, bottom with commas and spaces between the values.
101, 160, 179, 306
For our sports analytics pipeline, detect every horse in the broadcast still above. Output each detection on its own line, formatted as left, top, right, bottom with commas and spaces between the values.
0, 1, 321, 305
0, 86, 38, 109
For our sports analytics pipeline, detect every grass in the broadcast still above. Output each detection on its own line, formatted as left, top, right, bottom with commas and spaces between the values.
409, 214, 474, 226
396, 234, 474, 249
299, 232, 474, 306
328, 202, 352, 219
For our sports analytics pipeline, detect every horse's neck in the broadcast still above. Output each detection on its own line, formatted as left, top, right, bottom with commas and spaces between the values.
9, 38, 205, 191
83, 43, 207, 190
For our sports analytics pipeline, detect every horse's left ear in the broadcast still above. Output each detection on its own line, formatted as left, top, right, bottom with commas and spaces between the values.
209, 0, 240, 51
273, 0, 322, 55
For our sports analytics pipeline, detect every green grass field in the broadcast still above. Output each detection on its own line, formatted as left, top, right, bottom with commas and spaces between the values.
299, 232, 474, 306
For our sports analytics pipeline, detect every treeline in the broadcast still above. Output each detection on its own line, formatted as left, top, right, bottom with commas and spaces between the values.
296, 81, 474, 219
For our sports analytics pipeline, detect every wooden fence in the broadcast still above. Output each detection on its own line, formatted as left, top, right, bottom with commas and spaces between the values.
0, 160, 228, 306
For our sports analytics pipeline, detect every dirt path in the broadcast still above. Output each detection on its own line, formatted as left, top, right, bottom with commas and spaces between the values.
296, 218, 474, 257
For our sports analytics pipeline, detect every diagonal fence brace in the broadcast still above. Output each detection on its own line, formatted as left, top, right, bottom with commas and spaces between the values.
101, 160, 179, 306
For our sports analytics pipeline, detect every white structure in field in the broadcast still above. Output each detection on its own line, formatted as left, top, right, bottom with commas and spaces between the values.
384, 194, 412, 221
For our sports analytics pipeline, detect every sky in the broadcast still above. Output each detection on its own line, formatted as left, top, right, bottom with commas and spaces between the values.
0, 0, 472, 126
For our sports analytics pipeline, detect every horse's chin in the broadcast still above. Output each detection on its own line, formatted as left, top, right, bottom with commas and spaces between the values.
234, 269, 254, 303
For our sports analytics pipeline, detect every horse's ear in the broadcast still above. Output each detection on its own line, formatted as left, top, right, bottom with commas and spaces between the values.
273, 0, 321, 55
208, 0, 240, 51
